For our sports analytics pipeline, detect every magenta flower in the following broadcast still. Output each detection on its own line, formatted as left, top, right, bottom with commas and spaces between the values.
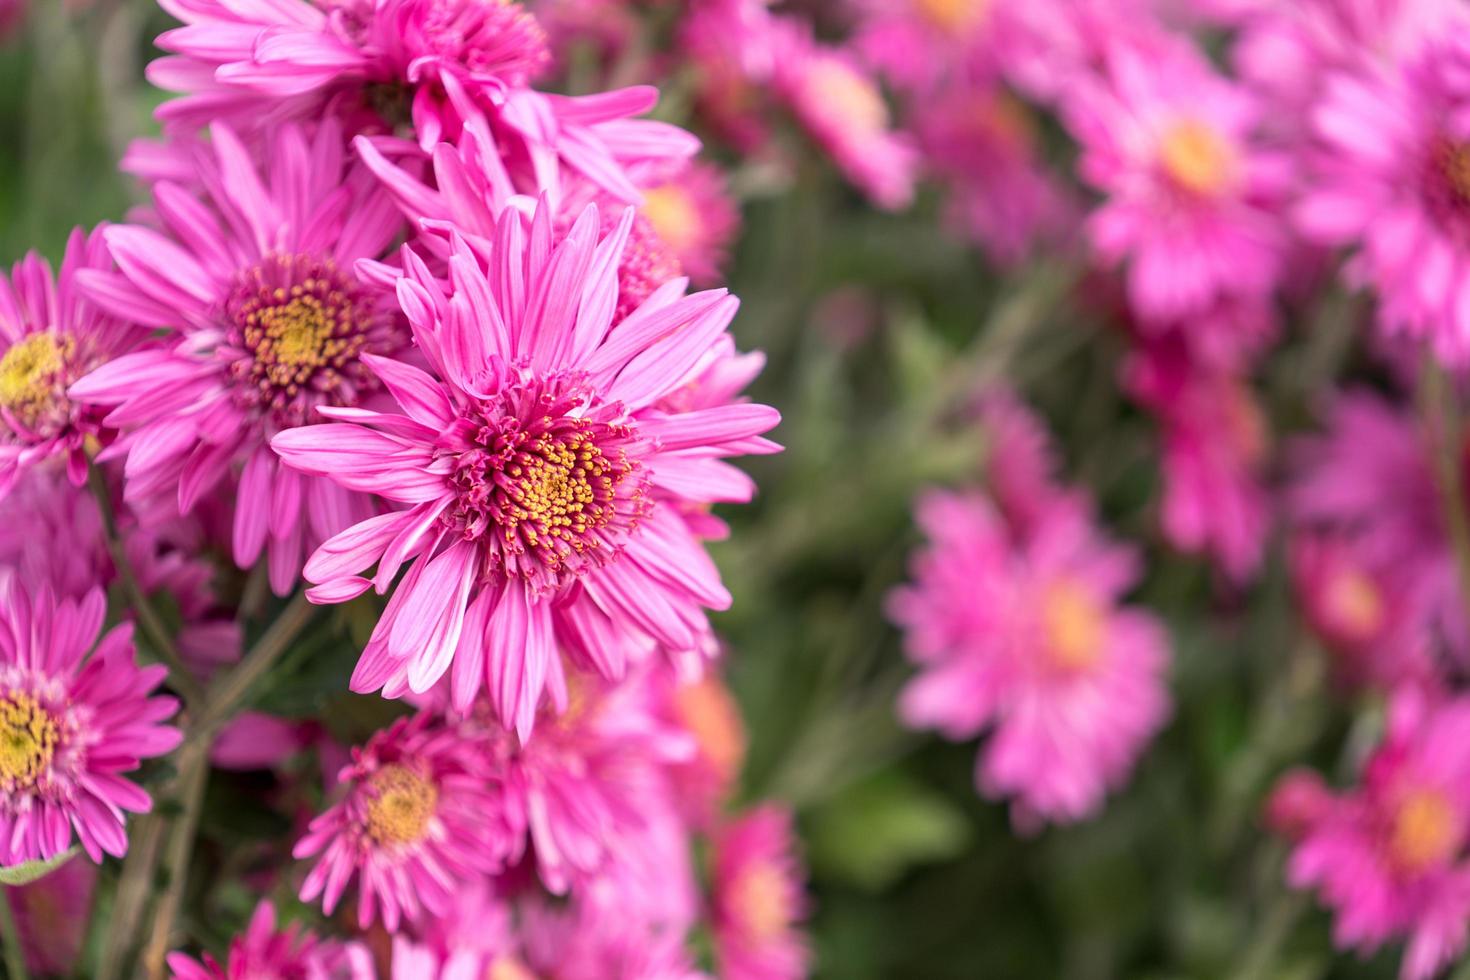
293, 713, 509, 932
636, 162, 741, 287
711, 805, 810, 980
1065, 42, 1291, 322
890, 490, 1171, 827
0, 579, 181, 865
1295, 30, 1470, 364
152, 0, 549, 143
70, 119, 409, 595
166, 901, 373, 980
850, 0, 997, 92
3, 858, 95, 976
0, 225, 145, 497
1284, 689, 1470, 980
272, 202, 779, 735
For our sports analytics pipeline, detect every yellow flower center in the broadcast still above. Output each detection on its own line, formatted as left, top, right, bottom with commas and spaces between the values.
1040, 579, 1106, 672
913, 0, 987, 34
1323, 565, 1385, 642
487, 957, 539, 980
809, 61, 889, 136
0, 334, 72, 431
505, 435, 613, 553
640, 185, 702, 256
1390, 788, 1461, 873
674, 676, 746, 782
1159, 119, 1238, 197
364, 764, 438, 846
0, 692, 59, 790
731, 862, 792, 943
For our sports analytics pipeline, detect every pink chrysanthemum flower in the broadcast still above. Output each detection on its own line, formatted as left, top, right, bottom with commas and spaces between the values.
272, 202, 779, 735
70, 119, 408, 596
637, 162, 741, 287
0, 225, 144, 497
0, 579, 182, 864
711, 805, 810, 980
771, 27, 918, 211
2, 857, 95, 977
1284, 690, 1470, 980
663, 670, 746, 827
1295, 31, 1470, 364
890, 490, 1171, 827
294, 713, 509, 932
973, 386, 1085, 542
166, 901, 373, 980
1064, 43, 1292, 322
152, 0, 550, 143
850, 0, 997, 91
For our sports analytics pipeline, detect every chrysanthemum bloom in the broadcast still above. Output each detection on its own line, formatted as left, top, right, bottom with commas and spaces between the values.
1295, 31, 1470, 364
517, 893, 708, 980
1264, 768, 1334, 842
0, 580, 181, 864
676, 0, 780, 155
2, 858, 95, 976
272, 203, 779, 735
851, 0, 998, 91
294, 713, 509, 931
0, 225, 145, 498
151, 0, 550, 144
665, 671, 746, 826
167, 901, 374, 980
1285, 690, 1470, 980
636, 162, 741, 287
890, 490, 1171, 826
1064, 43, 1292, 322
1123, 341, 1272, 584
70, 119, 409, 595
973, 386, 1083, 542
711, 805, 810, 980
771, 27, 918, 211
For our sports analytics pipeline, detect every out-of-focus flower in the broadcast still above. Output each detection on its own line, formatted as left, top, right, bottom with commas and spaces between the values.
850, 0, 996, 92
0, 226, 145, 497
1295, 31, 1470, 365
272, 202, 779, 736
891, 489, 1171, 827
166, 900, 374, 979
1283, 690, 1470, 980
294, 713, 510, 932
1066, 43, 1292, 323
70, 119, 408, 596
3, 858, 95, 976
974, 386, 1084, 542
637, 162, 741, 286
0, 580, 181, 864
666, 671, 746, 825
711, 804, 810, 980
1264, 767, 1334, 842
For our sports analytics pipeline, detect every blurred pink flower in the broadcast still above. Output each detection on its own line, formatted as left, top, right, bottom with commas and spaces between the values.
890, 489, 1171, 827
711, 804, 810, 980
850, 0, 997, 92
637, 162, 741, 286
3, 858, 95, 976
1066, 43, 1292, 322
0, 226, 146, 497
167, 901, 373, 979
294, 713, 510, 932
70, 119, 408, 596
272, 201, 779, 736
0, 580, 181, 864
1285, 689, 1470, 980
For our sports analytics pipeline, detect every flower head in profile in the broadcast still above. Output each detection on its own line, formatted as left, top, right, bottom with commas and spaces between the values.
1283, 689, 1470, 980
167, 901, 373, 980
1065, 43, 1291, 322
152, 0, 550, 143
0, 579, 181, 865
890, 489, 1171, 827
70, 119, 408, 596
0, 225, 144, 497
272, 201, 779, 737
711, 805, 810, 980
294, 713, 508, 932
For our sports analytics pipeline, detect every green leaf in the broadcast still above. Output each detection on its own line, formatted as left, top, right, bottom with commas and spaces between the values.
0, 845, 78, 886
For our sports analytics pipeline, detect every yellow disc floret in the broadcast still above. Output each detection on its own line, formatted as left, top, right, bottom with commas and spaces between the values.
365, 764, 439, 846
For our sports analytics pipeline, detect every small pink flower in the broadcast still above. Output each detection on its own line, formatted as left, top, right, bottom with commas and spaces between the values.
70, 119, 409, 596
166, 901, 373, 980
1065, 42, 1292, 322
850, 0, 997, 92
636, 162, 741, 286
272, 201, 779, 736
711, 805, 810, 980
294, 713, 509, 932
0, 226, 146, 497
1284, 689, 1470, 980
0, 579, 181, 865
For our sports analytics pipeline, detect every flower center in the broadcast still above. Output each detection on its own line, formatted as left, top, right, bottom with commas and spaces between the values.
440, 372, 649, 591
1322, 565, 1385, 643
640, 185, 702, 256
0, 692, 59, 791
365, 764, 438, 846
731, 862, 792, 942
913, 0, 987, 34
1160, 119, 1237, 197
0, 333, 74, 436
225, 254, 385, 428
1389, 787, 1461, 873
1040, 579, 1106, 672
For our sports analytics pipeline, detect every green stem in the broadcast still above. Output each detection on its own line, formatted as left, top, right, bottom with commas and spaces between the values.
190, 591, 316, 748
0, 888, 27, 980
95, 812, 164, 980
139, 745, 208, 980
1418, 357, 1470, 620
86, 463, 205, 710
